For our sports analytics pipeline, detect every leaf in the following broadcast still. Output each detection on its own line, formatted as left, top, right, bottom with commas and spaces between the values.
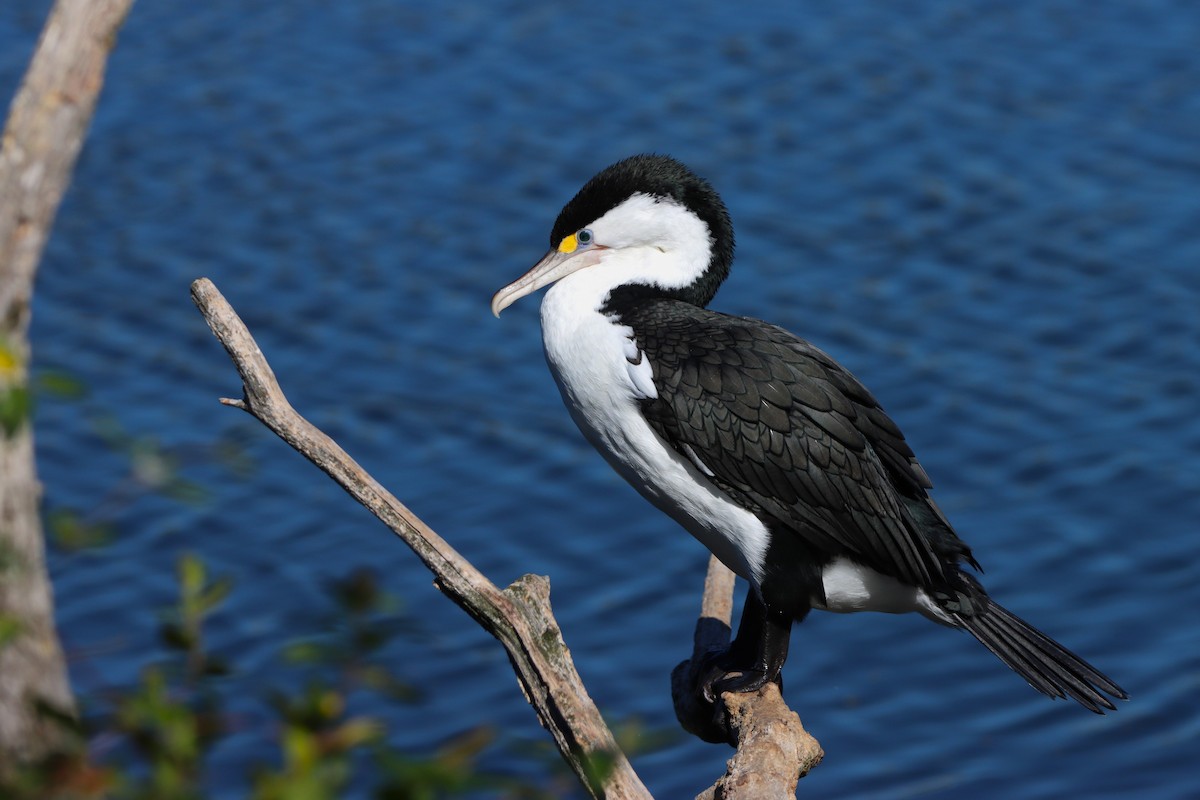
325, 717, 382, 752
35, 369, 88, 400
45, 507, 114, 551
198, 576, 234, 614
283, 726, 319, 771
178, 554, 206, 597
0, 385, 32, 437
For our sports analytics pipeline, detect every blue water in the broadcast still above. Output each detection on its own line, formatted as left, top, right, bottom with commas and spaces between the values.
4, 1, 1198, 797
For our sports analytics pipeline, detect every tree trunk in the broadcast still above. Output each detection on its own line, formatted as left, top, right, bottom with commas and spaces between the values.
0, 0, 135, 764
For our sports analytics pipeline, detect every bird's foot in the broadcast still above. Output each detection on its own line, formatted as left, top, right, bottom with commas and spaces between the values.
696, 648, 783, 703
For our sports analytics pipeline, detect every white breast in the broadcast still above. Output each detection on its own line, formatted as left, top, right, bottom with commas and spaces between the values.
538, 267, 771, 587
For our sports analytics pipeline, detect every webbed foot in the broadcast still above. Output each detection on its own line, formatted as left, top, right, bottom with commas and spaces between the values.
672, 592, 800, 744
696, 646, 785, 703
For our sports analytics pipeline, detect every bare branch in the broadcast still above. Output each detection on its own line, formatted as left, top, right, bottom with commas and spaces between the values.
673, 557, 823, 799
189, 277, 650, 800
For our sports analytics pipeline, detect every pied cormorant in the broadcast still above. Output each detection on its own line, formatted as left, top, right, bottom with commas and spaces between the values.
491, 154, 1126, 714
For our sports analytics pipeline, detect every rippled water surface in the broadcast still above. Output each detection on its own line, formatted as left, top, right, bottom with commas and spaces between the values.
3, 1, 1198, 797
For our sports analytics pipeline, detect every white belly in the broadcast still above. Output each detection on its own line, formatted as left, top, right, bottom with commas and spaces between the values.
539, 283, 771, 586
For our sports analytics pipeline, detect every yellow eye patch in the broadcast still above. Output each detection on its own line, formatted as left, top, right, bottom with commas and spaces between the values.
557, 233, 578, 254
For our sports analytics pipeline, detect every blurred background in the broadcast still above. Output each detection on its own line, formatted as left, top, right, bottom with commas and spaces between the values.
2, 1, 1198, 797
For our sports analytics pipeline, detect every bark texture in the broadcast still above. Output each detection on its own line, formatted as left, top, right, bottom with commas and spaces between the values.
0, 0, 135, 764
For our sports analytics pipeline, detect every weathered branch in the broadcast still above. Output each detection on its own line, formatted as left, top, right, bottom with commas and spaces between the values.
189, 278, 650, 799
0, 0, 135, 764
673, 558, 824, 799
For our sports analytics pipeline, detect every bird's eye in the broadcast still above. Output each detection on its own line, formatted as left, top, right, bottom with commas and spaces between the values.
577, 229, 594, 246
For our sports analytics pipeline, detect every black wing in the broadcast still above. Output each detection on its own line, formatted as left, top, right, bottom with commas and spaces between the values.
624, 299, 973, 591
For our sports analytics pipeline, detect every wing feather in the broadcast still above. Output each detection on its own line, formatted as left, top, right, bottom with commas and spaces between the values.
624, 300, 965, 589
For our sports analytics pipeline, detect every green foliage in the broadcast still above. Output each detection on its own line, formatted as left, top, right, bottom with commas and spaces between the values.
250, 684, 380, 800
0, 551, 579, 799
161, 553, 233, 679
111, 666, 217, 800
0, 338, 31, 437
0, 383, 32, 436
45, 508, 114, 551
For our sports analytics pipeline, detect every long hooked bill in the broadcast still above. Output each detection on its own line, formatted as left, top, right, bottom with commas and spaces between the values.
490, 247, 604, 317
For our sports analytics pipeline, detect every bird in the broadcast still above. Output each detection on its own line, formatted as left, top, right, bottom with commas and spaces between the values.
490, 153, 1127, 714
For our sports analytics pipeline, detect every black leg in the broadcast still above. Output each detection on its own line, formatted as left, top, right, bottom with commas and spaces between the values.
699, 590, 793, 701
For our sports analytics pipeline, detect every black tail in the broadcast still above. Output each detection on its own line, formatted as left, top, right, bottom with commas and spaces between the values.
957, 598, 1128, 714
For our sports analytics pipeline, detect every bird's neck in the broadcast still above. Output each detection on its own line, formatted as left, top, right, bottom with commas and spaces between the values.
601, 282, 704, 319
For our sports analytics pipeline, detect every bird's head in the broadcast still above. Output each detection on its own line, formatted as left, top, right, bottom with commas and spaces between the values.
491, 154, 735, 317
